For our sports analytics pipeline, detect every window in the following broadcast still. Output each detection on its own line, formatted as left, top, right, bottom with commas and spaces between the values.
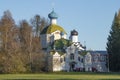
81, 58, 83, 63
78, 57, 80, 61
101, 55, 106, 62
70, 54, 74, 60
94, 55, 98, 62
86, 55, 90, 62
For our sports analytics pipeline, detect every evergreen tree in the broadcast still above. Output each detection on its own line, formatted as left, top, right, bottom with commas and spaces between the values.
107, 10, 120, 72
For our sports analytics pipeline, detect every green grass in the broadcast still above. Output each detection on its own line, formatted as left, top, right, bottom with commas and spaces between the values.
0, 72, 120, 80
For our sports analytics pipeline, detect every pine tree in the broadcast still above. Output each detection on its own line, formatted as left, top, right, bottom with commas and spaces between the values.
107, 10, 120, 72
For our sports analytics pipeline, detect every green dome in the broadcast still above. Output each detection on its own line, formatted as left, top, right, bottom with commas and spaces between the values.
48, 10, 58, 19
41, 24, 66, 34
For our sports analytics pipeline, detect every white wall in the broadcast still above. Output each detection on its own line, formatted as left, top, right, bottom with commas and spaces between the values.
40, 30, 67, 49
71, 36, 78, 42
84, 52, 92, 71
53, 52, 61, 71
51, 19, 57, 24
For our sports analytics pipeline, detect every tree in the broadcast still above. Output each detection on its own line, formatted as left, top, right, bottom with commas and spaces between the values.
107, 10, 120, 72
30, 15, 49, 37
0, 10, 26, 73
0, 10, 15, 52
19, 20, 47, 72
19, 20, 33, 72
31, 51, 47, 72
19, 20, 32, 53
0, 10, 48, 73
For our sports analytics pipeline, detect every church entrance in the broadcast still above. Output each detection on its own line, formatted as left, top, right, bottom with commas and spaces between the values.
69, 62, 76, 71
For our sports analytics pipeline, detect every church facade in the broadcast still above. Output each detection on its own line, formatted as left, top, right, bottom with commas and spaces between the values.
40, 10, 108, 72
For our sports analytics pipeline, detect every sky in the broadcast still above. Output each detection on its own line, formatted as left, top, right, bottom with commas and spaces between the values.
0, 0, 120, 50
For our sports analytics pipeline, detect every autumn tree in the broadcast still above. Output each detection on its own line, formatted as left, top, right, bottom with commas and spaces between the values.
31, 51, 47, 72
19, 20, 32, 53
30, 15, 48, 37
19, 20, 33, 72
19, 20, 47, 72
30, 15, 49, 51
0, 10, 48, 73
0, 10, 26, 73
0, 10, 16, 52
30, 15, 49, 72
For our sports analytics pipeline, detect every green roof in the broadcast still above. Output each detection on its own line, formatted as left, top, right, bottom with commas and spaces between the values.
78, 51, 88, 56
48, 38, 72, 55
40, 24, 66, 34
51, 38, 72, 50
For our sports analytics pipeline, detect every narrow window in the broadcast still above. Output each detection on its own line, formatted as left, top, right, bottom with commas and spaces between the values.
70, 53, 74, 60
81, 58, 83, 63
78, 57, 80, 61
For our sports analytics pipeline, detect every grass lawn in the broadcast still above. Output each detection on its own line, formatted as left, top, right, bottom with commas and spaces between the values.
0, 72, 120, 80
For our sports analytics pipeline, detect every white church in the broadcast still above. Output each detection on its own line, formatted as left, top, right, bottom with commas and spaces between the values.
40, 10, 108, 72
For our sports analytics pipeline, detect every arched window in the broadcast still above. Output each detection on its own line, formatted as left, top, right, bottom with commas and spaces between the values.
70, 53, 74, 60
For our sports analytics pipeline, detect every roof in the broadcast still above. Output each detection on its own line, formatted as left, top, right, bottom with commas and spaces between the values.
49, 38, 72, 55
50, 50, 65, 56
71, 29, 78, 35
89, 51, 107, 54
40, 24, 66, 34
48, 10, 58, 19
78, 51, 88, 56
54, 38, 72, 48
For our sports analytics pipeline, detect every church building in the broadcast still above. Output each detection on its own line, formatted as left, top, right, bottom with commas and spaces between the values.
40, 10, 108, 72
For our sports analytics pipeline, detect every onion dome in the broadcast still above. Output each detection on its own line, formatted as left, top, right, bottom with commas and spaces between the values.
48, 10, 58, 19
71, 29, 78, 35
